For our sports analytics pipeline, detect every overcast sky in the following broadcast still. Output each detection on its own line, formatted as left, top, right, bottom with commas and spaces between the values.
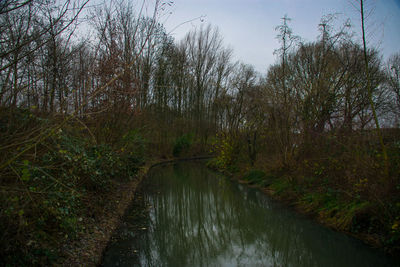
159, 0, 400, 73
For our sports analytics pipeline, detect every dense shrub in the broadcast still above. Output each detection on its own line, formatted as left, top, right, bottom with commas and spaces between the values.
242, 169, 266, 185
0, 111, 146, 265
173, 134, 192, 157
209, 133, 240, 170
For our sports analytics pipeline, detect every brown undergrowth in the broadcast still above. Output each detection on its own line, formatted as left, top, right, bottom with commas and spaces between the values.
0, 109, 148, 266
207, 131, 400, 255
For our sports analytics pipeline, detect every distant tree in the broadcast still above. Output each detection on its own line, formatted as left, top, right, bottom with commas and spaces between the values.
184, 25, 223, 134
0, 0, 88, 110
387, 53, 400, 119
270, 15, 299, 165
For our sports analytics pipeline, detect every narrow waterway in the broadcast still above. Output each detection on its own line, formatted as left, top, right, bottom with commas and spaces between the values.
101, 161, 399, 267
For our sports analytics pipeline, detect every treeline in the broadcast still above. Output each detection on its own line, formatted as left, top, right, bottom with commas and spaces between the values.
2, 1, 399, 144
0, 0, 400, 263
0, 0, 250, 148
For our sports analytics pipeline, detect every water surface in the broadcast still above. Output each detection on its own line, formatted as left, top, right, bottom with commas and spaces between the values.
102, 162, 399, 267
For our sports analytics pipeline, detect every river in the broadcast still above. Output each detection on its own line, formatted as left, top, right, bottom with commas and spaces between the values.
101, 161, 400, 267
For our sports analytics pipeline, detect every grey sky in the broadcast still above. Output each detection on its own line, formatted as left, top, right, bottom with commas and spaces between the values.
161, 0, 400, 73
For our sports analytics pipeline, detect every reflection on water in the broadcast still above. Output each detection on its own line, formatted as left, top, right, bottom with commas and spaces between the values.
102, 162, 399, 267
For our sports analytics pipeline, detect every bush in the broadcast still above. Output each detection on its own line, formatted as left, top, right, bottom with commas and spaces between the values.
0, 111, 146, 265
173, 134, 192, 157
242, 169, 266, 185
122, 129, 146, 165
210, 133, 240, 169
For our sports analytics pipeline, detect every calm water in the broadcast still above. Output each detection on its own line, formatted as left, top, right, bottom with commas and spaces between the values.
102, 162, 400, 267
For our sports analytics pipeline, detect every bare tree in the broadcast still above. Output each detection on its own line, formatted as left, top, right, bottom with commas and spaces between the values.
271, 15, 299, 165
387, 53, 400, 120
184, 24, 223, 135
359, 0, 389, 176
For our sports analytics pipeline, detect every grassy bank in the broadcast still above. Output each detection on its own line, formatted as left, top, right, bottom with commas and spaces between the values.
207, 132, 400, 255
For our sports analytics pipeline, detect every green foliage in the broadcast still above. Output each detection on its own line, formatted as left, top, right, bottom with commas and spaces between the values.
0, 112, 146, 265
270, 178, 292, 195
173, 134, 192, 157
299, 190, 339, 214
41, 130, 144, 190
210, 133, 239, 170
385, 199, 400, 249
242, 169, 266, 185
227, 164, 239, 173
122, 129, 146, 164
297, 189, 373, 231
326, 201, 371, 231
0, 185, 81, 265
21, 160, 31, 181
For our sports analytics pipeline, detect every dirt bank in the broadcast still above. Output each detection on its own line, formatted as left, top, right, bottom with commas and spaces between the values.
60, 164, 150, 266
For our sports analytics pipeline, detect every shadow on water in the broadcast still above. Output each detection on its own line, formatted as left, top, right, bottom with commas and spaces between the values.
101, 162, 400, 267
